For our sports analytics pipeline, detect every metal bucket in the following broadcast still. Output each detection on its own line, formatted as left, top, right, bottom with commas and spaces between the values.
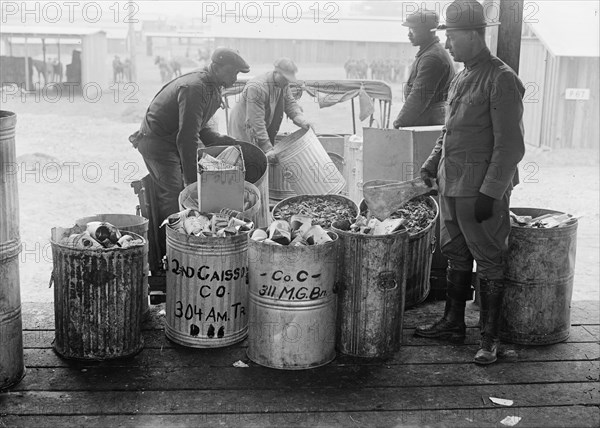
75, 214, 150, 317
269, 133, 297, 202
274, 128, 346, 196
165, 225, 250, 348
0, 240, 25, 390
50, 228, 146, 360
272, 194, 359, 228
228, 140, 269, 226
360, 197, 438, 308
179, 181, 262, 227
0, 110, 25, 390
268, 161, 297, 202
247, 232, 338, 369
500, 208, 578, 345
332, 224, 409, 357
0, 111, 19, 244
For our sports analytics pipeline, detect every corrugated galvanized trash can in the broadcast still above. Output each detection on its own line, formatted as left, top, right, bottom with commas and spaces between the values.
500, 208, 578, 345
235, 140, 270, 227
274, 128, 346, 196
75, 214, 149, 318
179, 181, 263, 228
165, 223, 251, 348
333, 223, 409, 358
0, 240, 25, 390
50, 227, 146, 360
1, 110, 25, 389
247, 233, 338, 369
360, 197, 438, 308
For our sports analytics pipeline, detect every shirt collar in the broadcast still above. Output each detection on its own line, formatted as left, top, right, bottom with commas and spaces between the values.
464, 47, 491, 70
204, 65, 224, 88
416, 36, 440, 57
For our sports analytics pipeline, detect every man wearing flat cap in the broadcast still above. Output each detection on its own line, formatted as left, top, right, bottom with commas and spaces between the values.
229, 57, 314, 163
415, 0, 525, 366
129, 47, 250, 259
393, 8, 455, 128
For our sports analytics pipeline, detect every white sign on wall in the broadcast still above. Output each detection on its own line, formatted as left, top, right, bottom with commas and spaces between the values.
565, 88, 590, 100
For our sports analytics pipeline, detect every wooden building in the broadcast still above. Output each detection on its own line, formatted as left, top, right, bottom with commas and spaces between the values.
143, 16, 416, 66
0, 26, 107, 90
518, 2, 599, 149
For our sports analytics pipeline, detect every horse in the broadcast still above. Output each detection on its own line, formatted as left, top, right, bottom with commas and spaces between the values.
197, 48, 210, 67
50, 59, 63, 82
113, 56, 124, 83
170, 59, 181, 77
154, 56, 173, 83
31, 59, 49, 85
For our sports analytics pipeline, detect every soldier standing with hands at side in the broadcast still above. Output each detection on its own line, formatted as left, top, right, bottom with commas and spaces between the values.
414, 0, 525, 365
394, 8, 455, 128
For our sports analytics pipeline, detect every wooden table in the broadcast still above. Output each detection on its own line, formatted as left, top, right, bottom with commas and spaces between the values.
1, 300, 598, 427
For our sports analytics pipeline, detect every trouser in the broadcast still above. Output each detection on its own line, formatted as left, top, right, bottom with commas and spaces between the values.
439, 192, 511, 281
137, 136, 184, 260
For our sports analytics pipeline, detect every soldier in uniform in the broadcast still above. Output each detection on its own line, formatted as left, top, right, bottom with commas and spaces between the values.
415, 0, 526, 365
394, 8, 455, 128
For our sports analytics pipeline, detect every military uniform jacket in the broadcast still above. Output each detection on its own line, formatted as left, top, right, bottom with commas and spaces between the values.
422, 48, 525, 200
229, 71, 303, 152
395, 37, 455, 127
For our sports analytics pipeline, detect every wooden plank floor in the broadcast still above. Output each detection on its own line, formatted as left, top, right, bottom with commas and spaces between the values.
1, 300, 598, 428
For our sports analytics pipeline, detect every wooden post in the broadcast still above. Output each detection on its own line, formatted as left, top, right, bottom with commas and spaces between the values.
497, 0, 524, 73
57, 39, 62, 82
41, 38, 47, 85
483, 0, 500, 55
24, 37, 30, 91
128, 2, 137, 82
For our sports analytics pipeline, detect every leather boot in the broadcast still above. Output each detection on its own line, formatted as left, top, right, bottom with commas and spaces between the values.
474, 278, 504, 365
415, 269, 472, 343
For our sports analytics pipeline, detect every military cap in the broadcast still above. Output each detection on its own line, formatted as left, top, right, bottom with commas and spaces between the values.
436, 0, 500, 31
211, 47, 250, 73
273, 57, 298, 83
402, 8, 439, 29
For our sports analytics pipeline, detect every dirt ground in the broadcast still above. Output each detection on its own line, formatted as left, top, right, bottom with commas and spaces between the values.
3, 58, 598, 304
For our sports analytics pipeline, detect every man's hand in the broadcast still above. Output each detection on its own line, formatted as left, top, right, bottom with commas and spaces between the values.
420, 168, 436, 188
393, 119, 401, 129
265, 149, 278, 165
297, 119, 316, 133
474, 193, 495, 223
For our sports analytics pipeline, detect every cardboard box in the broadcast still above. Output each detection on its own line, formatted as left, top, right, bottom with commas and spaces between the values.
197, 145, 245, 213
362, 126, 443, 183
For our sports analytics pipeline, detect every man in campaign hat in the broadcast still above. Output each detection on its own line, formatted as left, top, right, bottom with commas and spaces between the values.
393, 8, 455, 128
229, 57, 314, 163
415, 0, 525, 366
129, 47, 250, 259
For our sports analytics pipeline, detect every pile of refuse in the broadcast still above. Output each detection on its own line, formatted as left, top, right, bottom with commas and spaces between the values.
510, 212, 576, 228
335, 216, 406, 236
164, 209, 254, 237
272, 196, 357, 229
251, 216, 333, 246
351, 197, 437, 236
60, 221, 144, 250
197, 146, 243, 172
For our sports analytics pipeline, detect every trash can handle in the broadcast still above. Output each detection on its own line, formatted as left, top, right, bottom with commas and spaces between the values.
378, 271, 398, 291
